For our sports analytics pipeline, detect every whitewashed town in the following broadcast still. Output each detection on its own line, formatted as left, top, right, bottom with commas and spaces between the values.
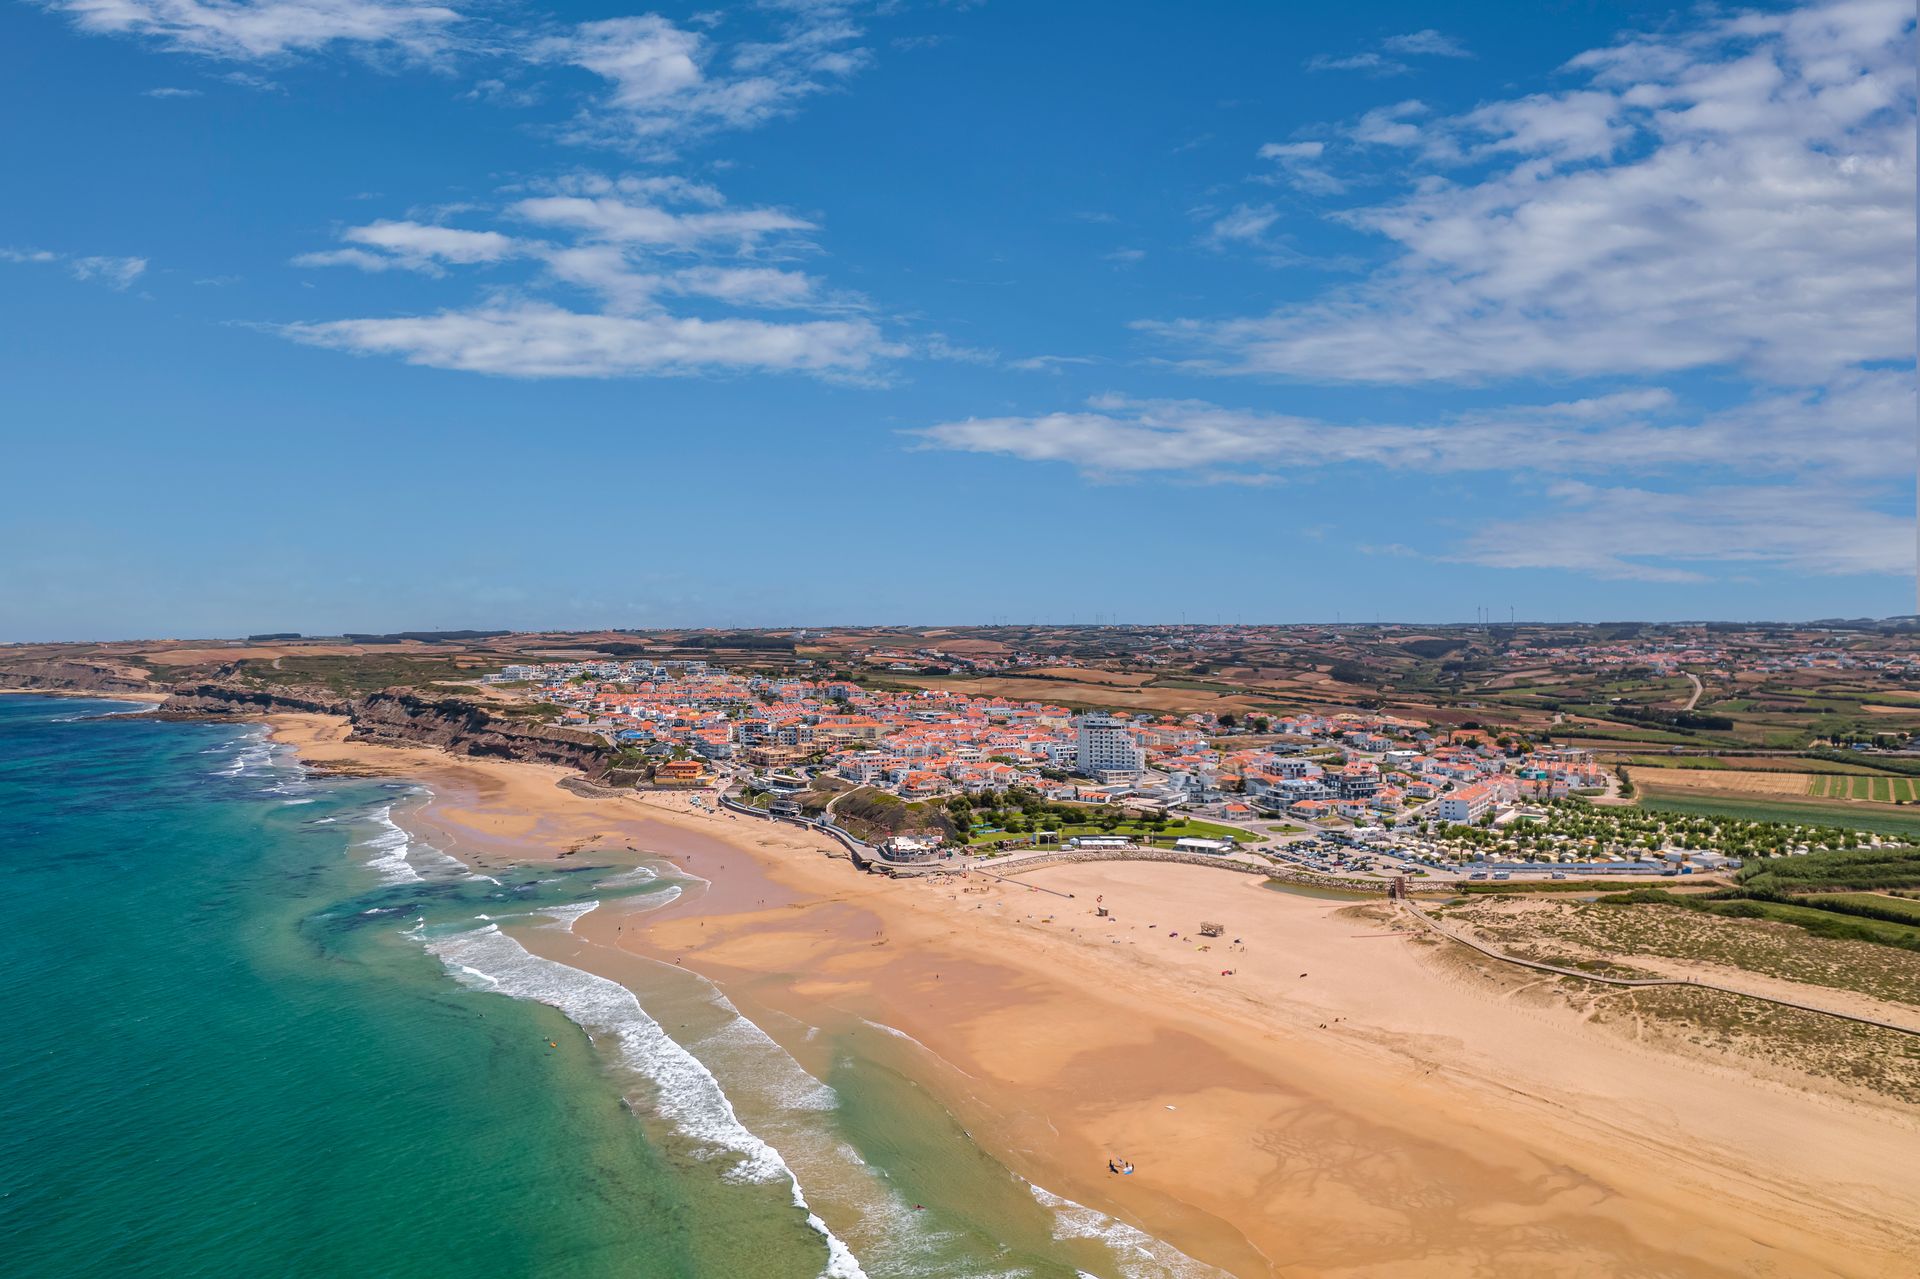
472, 657, 1795, 885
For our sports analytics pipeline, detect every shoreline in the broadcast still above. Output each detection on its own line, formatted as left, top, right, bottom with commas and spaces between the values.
263, 709, 1920, 1278
0, 686, 170, 703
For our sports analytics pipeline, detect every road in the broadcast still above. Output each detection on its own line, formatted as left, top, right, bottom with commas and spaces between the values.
1682, 670, 1704, 711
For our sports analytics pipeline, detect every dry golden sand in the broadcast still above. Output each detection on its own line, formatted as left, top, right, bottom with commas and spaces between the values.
266, 713, 1920, 1277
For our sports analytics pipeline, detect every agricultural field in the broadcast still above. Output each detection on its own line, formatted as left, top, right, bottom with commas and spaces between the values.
1637, 794, 1920, 840
1630, 767, 1814, 796
1808, 774, 1920, 802
1812, 894, 1920, 925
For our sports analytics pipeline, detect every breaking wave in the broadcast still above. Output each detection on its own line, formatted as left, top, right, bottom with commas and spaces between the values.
425, 923, 868, 1278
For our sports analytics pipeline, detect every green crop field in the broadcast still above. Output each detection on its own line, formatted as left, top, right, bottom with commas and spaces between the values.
1810, 774, 1920, 802
1638, 794, 1920, 839
1812, 893, 1920, 924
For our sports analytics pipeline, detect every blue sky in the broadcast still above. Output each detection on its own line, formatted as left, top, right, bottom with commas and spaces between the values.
2, 0, 1913, 640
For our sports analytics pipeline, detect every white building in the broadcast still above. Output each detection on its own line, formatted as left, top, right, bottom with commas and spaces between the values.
1436, 782, 1497, 824
1074, 714, 1146, 781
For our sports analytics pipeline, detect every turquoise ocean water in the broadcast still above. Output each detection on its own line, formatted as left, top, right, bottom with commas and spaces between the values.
0, 698, 1214, 1278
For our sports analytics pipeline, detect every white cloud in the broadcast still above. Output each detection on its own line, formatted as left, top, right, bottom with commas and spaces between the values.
1256, 139, 1345, 194
1347, 99, 1428, 147
292, 219, 522, 274
1457, 482, 1911, 580
913, 366, 1915, 578
1009, 354, 1099, 373
534, 9, 869, 149
910, 378, 1889, 478
39, 0, 462, 61
1163, 1, 1917, 385
1381, 30, 1471, 59
284, 173, 891, 378
142, 85, 203, 97
1200, 204, 1280, 249
668, 265, 817, 308
281, 301, 895, 378
913, 377, 1911, 481
1308, 29, 1470, 76
69, 255, 150, 288
1307, 52, 1405, 76
4, 247, 147, 289
508, 193, 812, 250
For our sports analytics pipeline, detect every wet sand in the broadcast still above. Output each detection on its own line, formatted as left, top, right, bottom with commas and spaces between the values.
267, 713, 1920, 1277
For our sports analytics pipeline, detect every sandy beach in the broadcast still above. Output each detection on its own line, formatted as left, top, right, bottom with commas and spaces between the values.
266, 712, 1920, 1278
0, 687, 170, 703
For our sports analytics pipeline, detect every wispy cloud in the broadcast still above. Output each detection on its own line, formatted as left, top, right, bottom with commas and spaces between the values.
1160, 4, 1917, 386
283, 302, 894, 378
534, 9, 870, 152
1381, 29, 1471, 59
283, 172, 894, 378
913, 375, 1910, 482
1456, 483, 1912, 581
914, 364, 1915, 580
3, 246, 147, 289
36, 0, 463, 61
1198, 203, 1280, 250
1307, 28, 1471, 76
1255, 139, 1344, 194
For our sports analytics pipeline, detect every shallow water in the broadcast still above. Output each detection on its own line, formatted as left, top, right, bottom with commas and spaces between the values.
0, 697, 1217, 1278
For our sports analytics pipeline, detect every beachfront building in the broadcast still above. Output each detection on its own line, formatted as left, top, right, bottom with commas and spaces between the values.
1436, 781, 1510, 824
1074, 714, 1146, 782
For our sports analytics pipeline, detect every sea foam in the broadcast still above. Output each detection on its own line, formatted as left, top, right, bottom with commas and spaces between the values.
426, 923, 869, 1279
358, 806, 424, 885
1028, 1184, 1220, 1279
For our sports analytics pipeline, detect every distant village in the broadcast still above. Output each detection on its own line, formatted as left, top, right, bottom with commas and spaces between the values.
485, 657, 1607, 835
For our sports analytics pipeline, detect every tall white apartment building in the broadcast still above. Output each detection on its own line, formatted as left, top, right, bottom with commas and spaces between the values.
1075, 714, 1146, 780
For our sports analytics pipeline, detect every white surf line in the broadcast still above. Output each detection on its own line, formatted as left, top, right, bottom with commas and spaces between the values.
537, 901, 600, 932
426, 923, 869, 1279
1027, 1184, 1224, 1279
359, 804, 425, 885
593, 864, 660, 889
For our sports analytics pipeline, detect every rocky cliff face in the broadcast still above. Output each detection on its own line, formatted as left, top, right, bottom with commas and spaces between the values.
0, 659, 154, 695
348, 689, 613, 779
156, 682, 351, 719
131, 677, 614, 779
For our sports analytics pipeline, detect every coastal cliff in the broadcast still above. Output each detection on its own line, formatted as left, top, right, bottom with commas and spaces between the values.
146, 681, 614, 779
158, 681, 352, 719
0, 659, 154, 695
347, 689, 613, 779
